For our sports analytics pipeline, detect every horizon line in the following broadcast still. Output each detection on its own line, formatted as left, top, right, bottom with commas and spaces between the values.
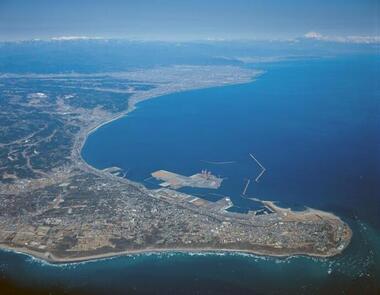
0, 32, 379, 45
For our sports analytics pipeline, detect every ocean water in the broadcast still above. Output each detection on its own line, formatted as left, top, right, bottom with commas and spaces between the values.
83, 55, 379, 221
1, 56, 379, 294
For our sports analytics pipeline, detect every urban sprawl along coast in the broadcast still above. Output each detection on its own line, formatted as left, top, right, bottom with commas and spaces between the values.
0, 66, 352, 263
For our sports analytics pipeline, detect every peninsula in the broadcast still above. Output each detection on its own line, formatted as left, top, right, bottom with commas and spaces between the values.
0, 65, 352, 263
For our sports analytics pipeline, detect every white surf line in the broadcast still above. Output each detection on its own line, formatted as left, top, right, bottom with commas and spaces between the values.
200, 160, 236, 165
242, 179, 251, 195
249, 153, 266, 182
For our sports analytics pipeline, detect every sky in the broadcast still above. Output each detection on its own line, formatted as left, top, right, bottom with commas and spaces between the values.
0, 0, 379, 41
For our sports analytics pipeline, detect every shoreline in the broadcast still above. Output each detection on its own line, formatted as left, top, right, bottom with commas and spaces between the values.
0, 243, 337, 266
0, 68, 352, 264
79, 76, 262, 146
75, 74, 261, 185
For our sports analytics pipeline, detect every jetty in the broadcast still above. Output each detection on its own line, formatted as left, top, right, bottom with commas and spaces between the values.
249, 153, 266, 182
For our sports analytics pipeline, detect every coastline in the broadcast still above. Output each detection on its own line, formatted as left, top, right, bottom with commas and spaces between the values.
0, 67, 353, 264
0, 243, 339, 266
0, 200, 352, 264
74, 72, 262, 183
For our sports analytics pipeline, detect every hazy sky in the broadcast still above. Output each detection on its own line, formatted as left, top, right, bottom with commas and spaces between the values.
0, 0, 379, 41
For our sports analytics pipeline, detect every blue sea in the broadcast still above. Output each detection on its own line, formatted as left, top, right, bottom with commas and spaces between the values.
1, 56, 379, 294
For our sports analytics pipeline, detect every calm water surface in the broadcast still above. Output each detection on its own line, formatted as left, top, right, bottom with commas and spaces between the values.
1, 56, 379, 294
